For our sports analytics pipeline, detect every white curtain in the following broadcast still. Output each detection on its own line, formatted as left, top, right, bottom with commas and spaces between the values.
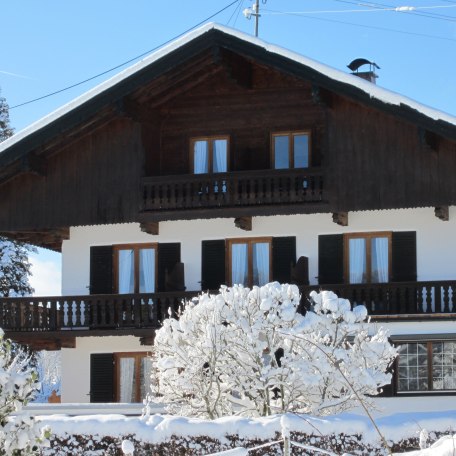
371, 237, 389, 283
252, 242, 269, 286
118, 249, 134, 293
213, 139, 227, 173
140, 357, 153, 400
231, 243, 248, 285
194, 140, 208, 174
139, 248, 155, 293
349, 238, 366, 284
119, 357, 135, 402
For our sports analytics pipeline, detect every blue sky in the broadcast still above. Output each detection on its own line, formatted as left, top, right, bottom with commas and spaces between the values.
2, 0, 456, 295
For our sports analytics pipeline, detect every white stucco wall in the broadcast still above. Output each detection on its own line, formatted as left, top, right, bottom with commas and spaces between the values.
60, 207, 456, 403
62, 207, 456, 294
61, 336, 152, 403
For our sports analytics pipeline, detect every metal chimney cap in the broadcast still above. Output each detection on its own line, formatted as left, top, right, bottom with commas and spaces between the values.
347, 58, 380, 72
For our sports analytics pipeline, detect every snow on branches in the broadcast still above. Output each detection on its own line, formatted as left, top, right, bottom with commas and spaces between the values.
151, 283, 397, 419
0, 330, 50, 454
0, 237, 36, 298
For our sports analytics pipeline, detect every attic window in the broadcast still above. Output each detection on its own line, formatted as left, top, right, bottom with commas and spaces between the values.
191, 136, 229, 174
272, 132, 310, 169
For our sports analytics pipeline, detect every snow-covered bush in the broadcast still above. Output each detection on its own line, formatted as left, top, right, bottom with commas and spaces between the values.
151, 283, 397, 419
0, 330, 50, 454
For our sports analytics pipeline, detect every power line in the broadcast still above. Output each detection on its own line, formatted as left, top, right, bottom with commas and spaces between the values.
10, 0, 239, 110
332, 0, 456, 22
262, 7, 456, 42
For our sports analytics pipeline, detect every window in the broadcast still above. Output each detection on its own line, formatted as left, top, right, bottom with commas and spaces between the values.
227, 238, 272, 287
272, 132, 310, 169
397, 341, 456, 392
114, 352, 152, 402
191, 136, 229, 174
344, 232, 392, 284
114, 244, 157, 294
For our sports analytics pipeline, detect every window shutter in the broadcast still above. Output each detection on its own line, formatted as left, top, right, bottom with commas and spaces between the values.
90, 353, 114, 403
272, 237, 296, 284
201, 240, 226, 291
392, 231, 417, 282
158, 243, 181, 292
318, 234, 344, 285
89, 246, 113, 295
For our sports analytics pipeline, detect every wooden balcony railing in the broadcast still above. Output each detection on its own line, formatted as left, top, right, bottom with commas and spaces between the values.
141, 168, 324, 212
301, 280, 456, 316
1, 280, 455, 333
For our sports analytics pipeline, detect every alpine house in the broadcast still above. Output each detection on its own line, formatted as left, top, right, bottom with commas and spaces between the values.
1, 23, 456, 404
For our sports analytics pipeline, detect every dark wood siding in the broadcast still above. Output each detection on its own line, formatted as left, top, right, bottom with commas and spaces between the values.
90, 353, 114, 403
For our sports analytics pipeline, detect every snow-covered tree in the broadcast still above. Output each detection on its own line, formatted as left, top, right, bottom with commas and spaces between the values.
0, 330, 50, 454
0, 89, 36, 298
0, 89, 14, 142
151, 283, 397, 418
0, 240, 36, 297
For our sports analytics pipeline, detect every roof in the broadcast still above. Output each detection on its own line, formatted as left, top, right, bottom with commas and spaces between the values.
1, 22, 456, 165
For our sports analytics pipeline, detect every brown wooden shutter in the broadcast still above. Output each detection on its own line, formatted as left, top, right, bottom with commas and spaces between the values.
90, 353, 114, 403
272, 237, 296, 284
201, 240, 226, 291
158, 243, 181, 292
392, 231, 417, 282
318, 234, 344, 285
89, 246, 113, 295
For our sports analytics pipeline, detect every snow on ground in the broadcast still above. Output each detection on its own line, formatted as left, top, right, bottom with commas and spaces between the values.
397, 435, 456, 455
37, 409, 456, 450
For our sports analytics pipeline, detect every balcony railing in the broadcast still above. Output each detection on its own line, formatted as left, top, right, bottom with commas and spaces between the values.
141, 168, 324, 212
1, 280, 455, 333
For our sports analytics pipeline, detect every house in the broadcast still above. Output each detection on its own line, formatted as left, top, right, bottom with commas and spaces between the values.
1, 23, 456, 405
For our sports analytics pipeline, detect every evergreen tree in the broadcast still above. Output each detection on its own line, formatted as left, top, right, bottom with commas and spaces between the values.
0, 89, 36, 297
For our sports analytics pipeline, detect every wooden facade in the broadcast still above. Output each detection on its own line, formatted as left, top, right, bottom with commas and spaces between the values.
0, 29, 455, 250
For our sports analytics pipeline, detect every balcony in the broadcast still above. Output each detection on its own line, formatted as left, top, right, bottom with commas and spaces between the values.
140, 168, 325, 220
1, 280, 456, 343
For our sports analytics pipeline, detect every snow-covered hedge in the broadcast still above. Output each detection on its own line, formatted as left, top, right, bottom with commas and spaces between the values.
38, 411, 456, 455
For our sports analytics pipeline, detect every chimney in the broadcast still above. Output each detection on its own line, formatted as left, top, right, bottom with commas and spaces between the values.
347, 58, 380, 84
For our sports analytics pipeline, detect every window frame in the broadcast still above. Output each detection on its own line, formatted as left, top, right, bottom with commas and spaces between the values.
343, 231, 392, 284
271, 131, 311, 169
226, 237, 272, 288
113, 243, 158, 294
396, 341, 456, 394
113, 351, 151, 403
190, 135, 230, 174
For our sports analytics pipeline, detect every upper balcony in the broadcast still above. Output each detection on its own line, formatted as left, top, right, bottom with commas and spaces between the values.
2, 279, 456, 349
140, 168, 326, 221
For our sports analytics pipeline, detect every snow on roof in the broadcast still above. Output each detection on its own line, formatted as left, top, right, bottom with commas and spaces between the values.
1, 22, 456, 156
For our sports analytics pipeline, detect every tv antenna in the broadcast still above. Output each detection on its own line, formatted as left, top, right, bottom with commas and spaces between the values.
243, 0, 267, 37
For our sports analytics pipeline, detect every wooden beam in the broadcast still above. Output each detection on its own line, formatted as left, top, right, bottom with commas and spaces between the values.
234, 216, 252, 231
435, 206, 449, 221
140, 221, 159, 235
332, 212, 348, 226
140, 335, 155, 346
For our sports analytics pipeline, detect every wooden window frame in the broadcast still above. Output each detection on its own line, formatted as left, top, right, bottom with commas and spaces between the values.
113, 351, 151, 402
396, 341, 456, 393
113, 243, 158, 294
190, 135, 230, 174
226, 237, 272, 287
343, 231, 392, 284
271, 131, 311, 169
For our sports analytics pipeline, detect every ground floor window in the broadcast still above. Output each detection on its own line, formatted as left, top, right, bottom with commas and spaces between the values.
115, 352, 152, 402
397, 341, 456, 392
